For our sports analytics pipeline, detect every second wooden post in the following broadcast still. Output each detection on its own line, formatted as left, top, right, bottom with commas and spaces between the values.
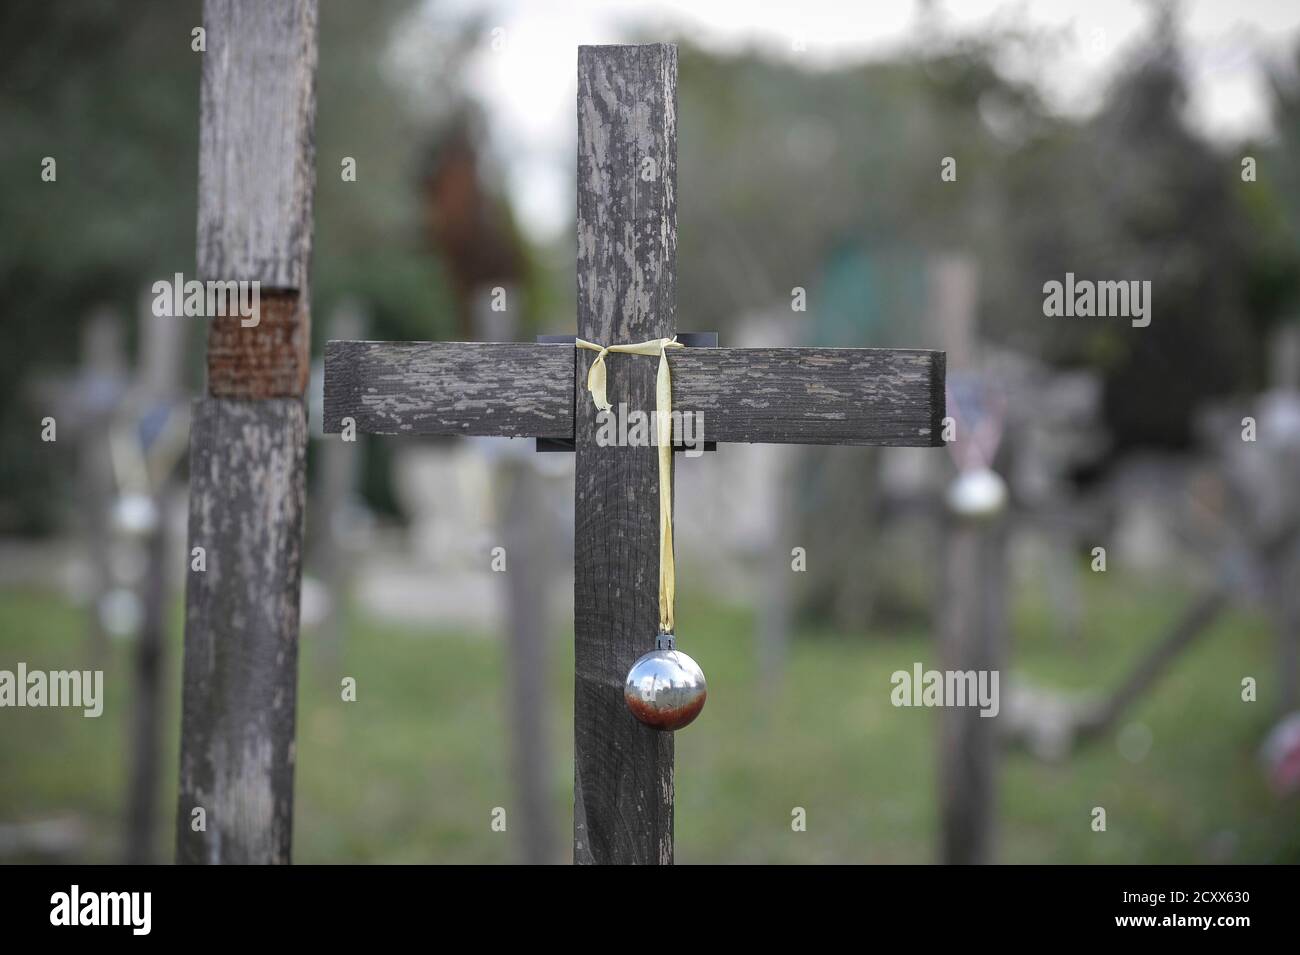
175, 0, 318, 864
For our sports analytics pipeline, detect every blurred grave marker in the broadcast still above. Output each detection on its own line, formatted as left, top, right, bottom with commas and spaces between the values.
123, 289, 190, 865
1011, 321, 1300, 760
932, 253, 1106, 860
307, 300, 370, 670
33, 297, 189, 862
57, 308, 130, 656
932, 256, 1010, 867
477, 288, 559, 866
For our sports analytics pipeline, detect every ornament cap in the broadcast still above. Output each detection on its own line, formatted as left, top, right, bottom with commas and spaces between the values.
655, 631, 675, 650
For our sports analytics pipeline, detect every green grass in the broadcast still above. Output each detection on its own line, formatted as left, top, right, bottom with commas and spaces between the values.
0, 572, 1294, 863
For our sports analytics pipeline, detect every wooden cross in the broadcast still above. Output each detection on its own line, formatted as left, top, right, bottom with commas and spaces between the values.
324, 43, 944, 864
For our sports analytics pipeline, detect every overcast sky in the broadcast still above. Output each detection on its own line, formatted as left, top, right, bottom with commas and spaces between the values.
405, 0, 1300, 241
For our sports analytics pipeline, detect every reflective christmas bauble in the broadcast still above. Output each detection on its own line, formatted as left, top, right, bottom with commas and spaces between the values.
624, 638, 707, 731
946, 467, 1008, 520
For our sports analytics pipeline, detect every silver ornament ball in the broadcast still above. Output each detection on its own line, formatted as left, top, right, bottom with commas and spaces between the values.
624, 633, 707, 731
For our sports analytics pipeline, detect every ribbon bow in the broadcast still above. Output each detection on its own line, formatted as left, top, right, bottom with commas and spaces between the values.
575, 336, 685, 634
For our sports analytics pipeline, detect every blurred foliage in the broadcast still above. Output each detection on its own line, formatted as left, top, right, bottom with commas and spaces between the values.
0, 0, 471, 531
668, 8, 1300, 456
1001, 8, 1282, 453
672, 32, 1047, 346
313, 0, 459, 348
0, 1, 201, 532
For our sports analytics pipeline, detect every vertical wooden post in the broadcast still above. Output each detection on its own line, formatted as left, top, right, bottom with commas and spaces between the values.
758, 447, 795, 689
500, 458, 558, 864
125, 299, 187, 864
573, 44, 677, 865
1269, 549, 1300, 712
78, 308, 126, 659
932, 255, 1006, 865
475, 291, 559, 865
176, 0, 318, 864
312, 301, 367, 671
938, 518, 1007, 865
1268, 324, 1300, 711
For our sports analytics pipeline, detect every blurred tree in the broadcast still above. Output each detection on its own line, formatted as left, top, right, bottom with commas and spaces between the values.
313, 0, 462, 348
1246, 42, 1300, 334
0, 1, 201, 531
664, 5, 1300, 627
997, 4, 1284, 453
0, 0, 472, 531
670, 33, 1049, 348
667, 33, 1053, 627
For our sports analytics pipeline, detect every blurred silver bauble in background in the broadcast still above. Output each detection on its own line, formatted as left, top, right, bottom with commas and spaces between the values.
624, 633, 707, 731
946, 467, 1008, 520
111, 492, 159, 538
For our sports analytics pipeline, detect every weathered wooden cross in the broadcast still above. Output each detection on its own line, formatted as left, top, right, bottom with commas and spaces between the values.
324, 44, 945, 864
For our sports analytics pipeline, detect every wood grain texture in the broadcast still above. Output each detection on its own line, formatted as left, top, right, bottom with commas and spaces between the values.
324, 343, 944, 446
670, 347, 943, 445
323, 341, 574, 437
179, 0, 317, 866
176, 399, 307, 864
196, 0, 318, 288
573, 43, 676, 865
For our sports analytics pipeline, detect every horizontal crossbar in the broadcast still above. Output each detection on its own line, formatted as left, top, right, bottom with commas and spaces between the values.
323, 340, 945, 447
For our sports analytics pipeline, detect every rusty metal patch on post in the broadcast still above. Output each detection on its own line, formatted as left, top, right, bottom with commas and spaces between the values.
206, 290, 310, 399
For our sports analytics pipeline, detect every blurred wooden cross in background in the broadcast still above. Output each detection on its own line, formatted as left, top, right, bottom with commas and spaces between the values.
324, 43, 945, 864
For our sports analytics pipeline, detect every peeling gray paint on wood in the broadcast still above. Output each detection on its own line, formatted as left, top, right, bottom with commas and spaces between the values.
324, 342, 943, 446
176, 399, 306, 864
573, 43, 677, 866
179, 0, 316, 865
323, 341, 574, 438
196, 0, 318, 288
670, 348, 944, 445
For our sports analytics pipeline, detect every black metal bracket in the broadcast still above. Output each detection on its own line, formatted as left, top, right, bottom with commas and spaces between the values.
535, 331, 719, 453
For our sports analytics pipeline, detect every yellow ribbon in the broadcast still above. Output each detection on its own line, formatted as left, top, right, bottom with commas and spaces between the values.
576, 336, 684, 634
